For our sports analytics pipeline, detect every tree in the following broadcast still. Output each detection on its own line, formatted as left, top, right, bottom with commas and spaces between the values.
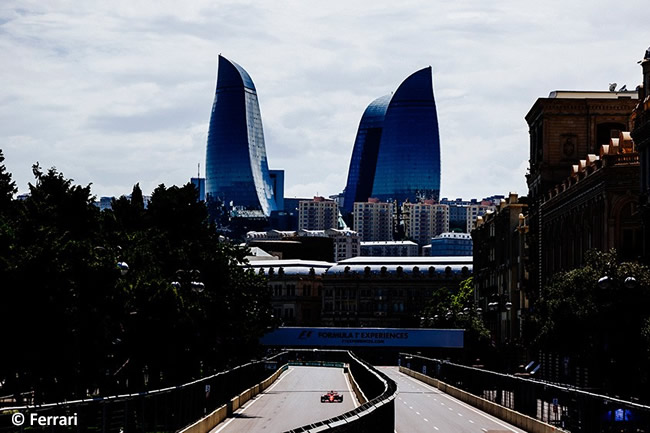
0, 166, 275, 402
532, 249, 650, 397
420, 277, 492, 362
0, 149, 16, 208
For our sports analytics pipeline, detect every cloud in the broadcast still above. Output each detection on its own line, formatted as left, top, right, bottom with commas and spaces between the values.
1, 0, 649, 202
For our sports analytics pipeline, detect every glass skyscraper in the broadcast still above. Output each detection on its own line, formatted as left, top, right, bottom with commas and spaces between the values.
205, 55, 277, 216
342, 67, 441, 213
342, 95, 390, 213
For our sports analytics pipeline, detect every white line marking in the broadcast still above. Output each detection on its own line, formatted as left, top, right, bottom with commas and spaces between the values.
469, 419, 475, 423
343, 369, 359, 408
213, 368, 294, 433
448, 407, 453, 411
409, 406, 413, 410
434, 427, 439, 431
423, 418, 429, 422
416, 411, 420, 415
398, 372, 522, 433
482, 429, 488, 432
458, 412, 463, 416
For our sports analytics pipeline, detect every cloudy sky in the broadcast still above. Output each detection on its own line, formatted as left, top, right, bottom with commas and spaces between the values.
1, 1, 648, 201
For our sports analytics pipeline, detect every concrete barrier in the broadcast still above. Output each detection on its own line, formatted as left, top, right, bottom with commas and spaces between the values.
181, 364, 288, 433
399, 367, 567, 433
178, 404, 228, 433
345, 366, 368, 405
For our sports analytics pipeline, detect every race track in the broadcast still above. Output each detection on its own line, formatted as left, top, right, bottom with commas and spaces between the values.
210, 366, 358, 433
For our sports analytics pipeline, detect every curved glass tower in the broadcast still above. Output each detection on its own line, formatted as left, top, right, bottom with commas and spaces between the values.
342, 94, 391, 213
342, 67, 441, 210
205, 55, 276, 216
371, 67, 441, 203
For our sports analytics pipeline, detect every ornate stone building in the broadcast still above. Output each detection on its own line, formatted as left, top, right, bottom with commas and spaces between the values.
631, 47, 650, 259
540, 133, 641, 281
320, 257, 471, 328
525, 90, 638, 297
473, 193, 528, 346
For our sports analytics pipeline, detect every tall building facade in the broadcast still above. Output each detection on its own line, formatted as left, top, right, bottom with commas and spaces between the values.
342, 67, 441, 213
298, 196, 338, 230
353, 199, 395, 241
342, 95, 391, 213
205, 55, 277, 216
402, 200, 449, 246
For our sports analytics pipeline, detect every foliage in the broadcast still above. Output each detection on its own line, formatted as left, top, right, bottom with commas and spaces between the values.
0, 149, 16, 208
0, 159, 273, 402
420, 277, 492, 358
532, 249, 650, 394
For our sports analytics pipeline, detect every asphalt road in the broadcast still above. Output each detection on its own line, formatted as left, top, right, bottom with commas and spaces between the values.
379, 367, 527, 433
210, 366, 358, 433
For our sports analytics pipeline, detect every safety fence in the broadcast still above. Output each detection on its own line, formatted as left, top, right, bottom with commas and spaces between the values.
0, 351, 289, 433
282, 349, 397, 433
399, 352, 650, 432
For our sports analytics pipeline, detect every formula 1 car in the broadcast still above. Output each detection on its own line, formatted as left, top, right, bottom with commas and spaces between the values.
321, 390, 344, 403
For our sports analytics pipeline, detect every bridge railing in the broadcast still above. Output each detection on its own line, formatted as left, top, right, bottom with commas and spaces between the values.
0, 351, 289, 433
399, 352, 650, 432
282, 349, 397, 433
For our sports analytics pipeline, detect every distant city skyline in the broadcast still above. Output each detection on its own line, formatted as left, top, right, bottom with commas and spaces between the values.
1, 1, 648, 200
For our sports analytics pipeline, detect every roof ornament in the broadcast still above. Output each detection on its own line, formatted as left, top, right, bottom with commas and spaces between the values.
609, 82, 617, 91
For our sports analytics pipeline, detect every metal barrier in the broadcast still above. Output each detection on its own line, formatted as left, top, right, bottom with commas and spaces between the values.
0, 352, 289, 433
282, 349, 397, 433
399, 352, 650, 432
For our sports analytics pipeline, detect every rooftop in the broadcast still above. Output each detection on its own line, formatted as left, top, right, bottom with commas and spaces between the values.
548, 90, 638, 99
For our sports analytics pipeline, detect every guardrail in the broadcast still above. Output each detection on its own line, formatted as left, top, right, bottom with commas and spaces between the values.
282, 349, 397, 433
399, 352, 650, 432
0, 351, 289, 433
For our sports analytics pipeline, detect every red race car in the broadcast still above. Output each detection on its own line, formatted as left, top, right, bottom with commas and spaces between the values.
321, 390, 344, 403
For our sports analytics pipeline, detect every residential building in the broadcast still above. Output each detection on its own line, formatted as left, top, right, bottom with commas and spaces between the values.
440, 197, 498, 233
298, 196, 338, 230
353, 199, 395, 241
402, 200, 449, 246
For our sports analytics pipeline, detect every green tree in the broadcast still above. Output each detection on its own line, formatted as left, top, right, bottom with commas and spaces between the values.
532, 249, 650, 396
0, 149, 16, 208
0, 165, 274, 402
420, 277, 492, 362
